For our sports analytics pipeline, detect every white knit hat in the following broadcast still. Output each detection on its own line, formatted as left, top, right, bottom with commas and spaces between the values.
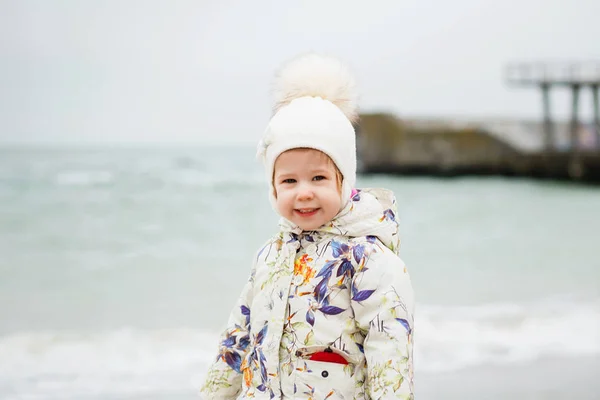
256, 53, 359, 209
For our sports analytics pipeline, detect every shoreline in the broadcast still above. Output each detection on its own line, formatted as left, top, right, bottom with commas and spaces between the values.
416, 355, 600, 400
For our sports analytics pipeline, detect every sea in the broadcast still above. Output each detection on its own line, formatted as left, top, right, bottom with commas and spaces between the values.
1, 145, 599, 399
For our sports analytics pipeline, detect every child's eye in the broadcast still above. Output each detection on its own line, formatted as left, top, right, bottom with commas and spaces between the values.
312, 175, 326, 181
282, 178, 296, 184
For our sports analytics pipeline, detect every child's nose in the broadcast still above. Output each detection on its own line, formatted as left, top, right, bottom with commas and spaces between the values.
296, 183, 314, 200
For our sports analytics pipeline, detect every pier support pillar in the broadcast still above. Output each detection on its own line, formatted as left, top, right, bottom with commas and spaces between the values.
593, 84, 599, 149
541, 83, 554, 151
569, 84, 581, 153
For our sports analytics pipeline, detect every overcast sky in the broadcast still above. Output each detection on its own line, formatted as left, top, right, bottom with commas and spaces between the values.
1, 0, 599, 145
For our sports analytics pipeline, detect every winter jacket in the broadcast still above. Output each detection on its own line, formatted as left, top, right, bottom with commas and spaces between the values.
200, 188, 415, 399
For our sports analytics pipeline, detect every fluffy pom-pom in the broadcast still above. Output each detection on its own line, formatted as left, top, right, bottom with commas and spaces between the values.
272, 53, 358, 123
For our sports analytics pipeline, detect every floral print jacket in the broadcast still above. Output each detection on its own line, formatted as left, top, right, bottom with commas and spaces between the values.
200, 188, 415, 399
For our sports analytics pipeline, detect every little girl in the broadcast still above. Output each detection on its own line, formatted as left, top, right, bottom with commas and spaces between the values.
200, 54, 415, 399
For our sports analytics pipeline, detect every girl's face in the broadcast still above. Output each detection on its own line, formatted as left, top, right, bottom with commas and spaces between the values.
273, 148, 343, 231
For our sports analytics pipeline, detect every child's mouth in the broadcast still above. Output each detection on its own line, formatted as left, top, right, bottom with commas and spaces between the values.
295, 208, 319, 217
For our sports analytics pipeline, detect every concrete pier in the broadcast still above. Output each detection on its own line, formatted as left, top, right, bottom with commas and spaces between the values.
356, 62, 600, 183
356, 114, 600, 183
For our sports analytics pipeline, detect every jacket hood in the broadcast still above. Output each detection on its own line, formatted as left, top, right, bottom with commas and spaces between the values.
279, 188, 400, 255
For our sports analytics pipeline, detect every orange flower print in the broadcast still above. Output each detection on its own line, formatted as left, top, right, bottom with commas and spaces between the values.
293, 254, 315, 286
243, 364, 253, 388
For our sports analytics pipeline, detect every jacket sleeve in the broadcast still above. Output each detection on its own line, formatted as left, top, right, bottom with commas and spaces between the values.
351, 249, 415, 399
199, 264, 256, 399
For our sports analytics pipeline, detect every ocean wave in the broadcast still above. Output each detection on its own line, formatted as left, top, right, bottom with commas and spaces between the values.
167, 169, 264, 188
54, 170, 114, 186
51, 169, 264, 189
1, 299, 598, 397
415, 298, 600, 372
0, 328, 214, 399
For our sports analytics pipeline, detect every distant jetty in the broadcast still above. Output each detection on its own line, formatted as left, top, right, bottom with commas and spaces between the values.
357, 61, 600, 183
356, 114, 600, 182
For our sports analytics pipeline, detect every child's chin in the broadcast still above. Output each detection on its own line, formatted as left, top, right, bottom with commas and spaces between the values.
298, 222, 323, 231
